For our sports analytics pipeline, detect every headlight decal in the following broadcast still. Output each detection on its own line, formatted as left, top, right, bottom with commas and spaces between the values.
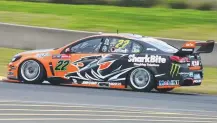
11, 55, 22, 62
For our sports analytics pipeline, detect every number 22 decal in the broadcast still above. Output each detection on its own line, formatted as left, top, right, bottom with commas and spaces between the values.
115, 40, 130, 48
55, 60, 69, 71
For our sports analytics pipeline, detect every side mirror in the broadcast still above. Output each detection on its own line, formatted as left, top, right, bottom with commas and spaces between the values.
65, 48, 71, 54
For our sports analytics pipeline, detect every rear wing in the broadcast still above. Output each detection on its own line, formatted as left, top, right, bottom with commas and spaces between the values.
175, 40, 215, 56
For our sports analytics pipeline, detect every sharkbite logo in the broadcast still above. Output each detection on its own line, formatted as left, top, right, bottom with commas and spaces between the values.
128, 54, 166, 63
170, 63, 180, 77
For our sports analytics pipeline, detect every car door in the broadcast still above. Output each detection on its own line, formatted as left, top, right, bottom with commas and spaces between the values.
97, 37, 143, 84
62, 37, 105, 84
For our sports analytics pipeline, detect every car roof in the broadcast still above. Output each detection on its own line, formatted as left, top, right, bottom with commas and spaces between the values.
97, 33, 146, 40
92, 33, 167, 44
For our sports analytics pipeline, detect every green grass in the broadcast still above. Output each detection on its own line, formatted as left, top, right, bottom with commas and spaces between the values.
0, 48, 24, 76
0, 47, 217, 95
173, 67, 217, 95
0, 1, 216, 40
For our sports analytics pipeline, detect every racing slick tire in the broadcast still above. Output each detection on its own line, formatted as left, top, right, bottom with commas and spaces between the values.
155, 88, 174, 93
128, 68, 154, 92
19, 60, 45, 84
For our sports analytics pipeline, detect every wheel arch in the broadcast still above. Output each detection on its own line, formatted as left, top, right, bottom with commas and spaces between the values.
125, 66, 157, 87
18, 58, 48, 80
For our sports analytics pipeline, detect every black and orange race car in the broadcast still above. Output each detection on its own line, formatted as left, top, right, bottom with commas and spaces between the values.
5, 33, 215, 92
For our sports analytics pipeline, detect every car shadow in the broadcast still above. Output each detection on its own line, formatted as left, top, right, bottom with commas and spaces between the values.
1, 80, 200, 96
56, 83, 200, 96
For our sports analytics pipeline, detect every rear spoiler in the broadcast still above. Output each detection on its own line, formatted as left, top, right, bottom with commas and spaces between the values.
175, 40, 215, 56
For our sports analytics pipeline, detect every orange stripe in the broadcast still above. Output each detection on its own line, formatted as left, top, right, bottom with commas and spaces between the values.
189, 66, 201, 70
99, 61, 112, 71
2, 79, 20, 83
110, 85, 125, 89
157, 85, 180, 89
182, 41, 196, 48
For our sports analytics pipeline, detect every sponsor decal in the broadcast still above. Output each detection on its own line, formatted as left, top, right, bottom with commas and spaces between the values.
110, 83, 121, 86
193, 73, 201, 79
191, 60, 200, 66
189, 72, 193, 77
52, 54, 62, 59
179, 72, 194, 78
128, 54, 166, 63
52, 54, 71, 59
61, 54, 71, 59
36, 53, 50, 58
182, 48, 193, 51
183, 42, 196, 48
146, 48, 157, 51
104, 38, 110, 45
170, 63, 180, 77
179, 72, 190, 77
79, 81, 121, 86
159, 80, 179, 86
82, 81, 98, 85
193, 80, 202, 83
134, 63, 160, 67
102, 46, 108, 52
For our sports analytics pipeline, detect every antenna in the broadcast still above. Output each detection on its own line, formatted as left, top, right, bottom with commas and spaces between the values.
117, 29, 119, 34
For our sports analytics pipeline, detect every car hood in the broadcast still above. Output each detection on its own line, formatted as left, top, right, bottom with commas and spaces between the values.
17, 48, 54, 56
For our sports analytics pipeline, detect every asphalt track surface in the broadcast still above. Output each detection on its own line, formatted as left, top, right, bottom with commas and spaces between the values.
0, 81, 217, 123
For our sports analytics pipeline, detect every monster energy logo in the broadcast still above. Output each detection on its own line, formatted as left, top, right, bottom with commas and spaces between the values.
170, 63, 180, 77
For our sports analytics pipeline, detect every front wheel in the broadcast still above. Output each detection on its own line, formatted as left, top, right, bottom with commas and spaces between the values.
19, 60, 45, 84
128, 68, 155, 92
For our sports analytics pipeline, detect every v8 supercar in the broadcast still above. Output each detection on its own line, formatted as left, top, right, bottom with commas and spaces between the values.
5, 33, 214, 92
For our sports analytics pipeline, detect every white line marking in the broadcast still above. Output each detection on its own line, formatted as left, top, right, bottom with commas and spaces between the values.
1, 103, 217, 118
0, 113, 216, 120
0, 118, 214, 122
6, 100, 217, 114
0, 109, 178, 114
1, 108, 216, 118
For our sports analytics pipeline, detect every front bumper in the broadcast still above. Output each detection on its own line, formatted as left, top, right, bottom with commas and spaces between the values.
7, 62, 19, 80
1, 78, 21, 83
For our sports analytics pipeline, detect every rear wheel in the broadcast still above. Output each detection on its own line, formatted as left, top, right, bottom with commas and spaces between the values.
19, 60, 45, 84
155, 88, 174, 93
128, 68, 154, 92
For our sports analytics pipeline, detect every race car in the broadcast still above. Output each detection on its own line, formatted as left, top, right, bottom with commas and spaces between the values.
5, 33, 215, 92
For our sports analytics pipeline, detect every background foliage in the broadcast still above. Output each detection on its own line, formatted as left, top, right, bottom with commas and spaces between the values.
5, 0, 217, 11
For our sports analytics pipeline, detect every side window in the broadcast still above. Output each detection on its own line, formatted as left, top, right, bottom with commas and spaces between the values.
70, 38, 102, 53
107, 38, 131, 53
131, 42, 143, 53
